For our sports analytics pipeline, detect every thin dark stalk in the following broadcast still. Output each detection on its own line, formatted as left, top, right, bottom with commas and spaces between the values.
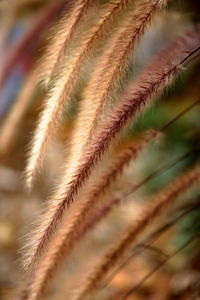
104, 197, 200, 287
160, 98, 200, 131
179, 46, 200, 66
121, 235, 198, 300
124, 146, 200, 199
135, 244, 170, 259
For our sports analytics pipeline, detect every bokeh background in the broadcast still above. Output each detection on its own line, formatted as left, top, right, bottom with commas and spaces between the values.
0, 1, 200, 299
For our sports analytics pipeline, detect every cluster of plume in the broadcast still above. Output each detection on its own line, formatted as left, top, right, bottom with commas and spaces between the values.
1, 0, 199, 299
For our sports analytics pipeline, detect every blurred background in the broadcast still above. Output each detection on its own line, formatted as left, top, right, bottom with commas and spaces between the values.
0, 0, 200, 299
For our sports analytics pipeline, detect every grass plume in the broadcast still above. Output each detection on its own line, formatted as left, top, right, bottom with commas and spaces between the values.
24, 0, 134, 190
21, 130, 158, 300
66, 0, 166, 182
38, 0, 93, 87
73, 165, 200, 300
23, 28, 200, 274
